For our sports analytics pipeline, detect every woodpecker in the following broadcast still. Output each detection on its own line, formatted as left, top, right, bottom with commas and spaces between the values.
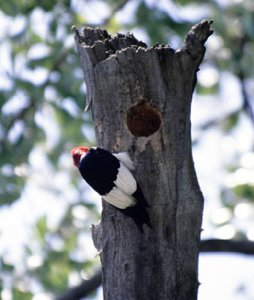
70, 146, 151, 231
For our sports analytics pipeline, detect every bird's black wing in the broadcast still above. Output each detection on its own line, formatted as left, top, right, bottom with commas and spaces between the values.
79, 148, 120, 195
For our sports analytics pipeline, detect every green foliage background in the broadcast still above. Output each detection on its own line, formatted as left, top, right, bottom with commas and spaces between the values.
0, 0, 254, 299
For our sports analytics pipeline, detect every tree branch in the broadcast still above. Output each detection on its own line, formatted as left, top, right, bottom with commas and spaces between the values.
200, 239, 254, 255
55, 270, 102, 300
84, 0, 130, 27
238, 70, 254, 124
100, 0, 130, 26
181, 19, 213, 61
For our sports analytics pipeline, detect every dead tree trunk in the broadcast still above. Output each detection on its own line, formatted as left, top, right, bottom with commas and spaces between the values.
73, 20, 213, 300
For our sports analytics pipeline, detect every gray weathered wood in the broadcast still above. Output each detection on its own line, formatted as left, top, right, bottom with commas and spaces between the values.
73, 20, 213, 300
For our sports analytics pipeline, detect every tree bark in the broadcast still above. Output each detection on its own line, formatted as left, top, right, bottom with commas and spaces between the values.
73, 20, 213, 300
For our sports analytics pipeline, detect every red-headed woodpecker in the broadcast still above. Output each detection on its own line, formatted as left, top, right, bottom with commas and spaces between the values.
70, 146, 151, 231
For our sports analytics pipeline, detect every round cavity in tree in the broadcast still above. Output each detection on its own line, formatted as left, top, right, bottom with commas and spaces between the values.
127, 100, 162, 137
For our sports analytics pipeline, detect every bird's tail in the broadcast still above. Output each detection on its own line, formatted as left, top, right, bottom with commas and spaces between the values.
121, 184, 151, 232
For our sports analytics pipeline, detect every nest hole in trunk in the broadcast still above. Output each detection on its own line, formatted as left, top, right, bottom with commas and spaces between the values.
126, 99, 162, 137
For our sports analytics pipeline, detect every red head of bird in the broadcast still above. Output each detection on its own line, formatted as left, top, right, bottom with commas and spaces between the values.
70, 146, 89, 167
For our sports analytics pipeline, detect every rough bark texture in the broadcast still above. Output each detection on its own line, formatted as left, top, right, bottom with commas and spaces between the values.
74, 20, 213, 300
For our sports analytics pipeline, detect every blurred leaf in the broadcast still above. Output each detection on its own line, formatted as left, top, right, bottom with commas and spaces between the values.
233, 184, 254, 201
135, 2, 190, 44
105, 16, 121, 34
13, 288, 33, 300
35, 250, 72, 291
175, 0, 206, 4
221, 111, 240, 131
0, 175, 24, 205
1, 257, 15, 272
1, 0, 71, 15
35, 215, 48, 243
196, 82, 219, 95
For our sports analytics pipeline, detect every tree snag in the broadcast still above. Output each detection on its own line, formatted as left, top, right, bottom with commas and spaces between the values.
73, 19, 213, 300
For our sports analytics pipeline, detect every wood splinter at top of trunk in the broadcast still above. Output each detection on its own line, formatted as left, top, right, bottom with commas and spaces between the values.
74, 19, 213, 300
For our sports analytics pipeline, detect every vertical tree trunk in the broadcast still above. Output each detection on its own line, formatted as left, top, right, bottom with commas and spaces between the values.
74, 20, 213, 300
